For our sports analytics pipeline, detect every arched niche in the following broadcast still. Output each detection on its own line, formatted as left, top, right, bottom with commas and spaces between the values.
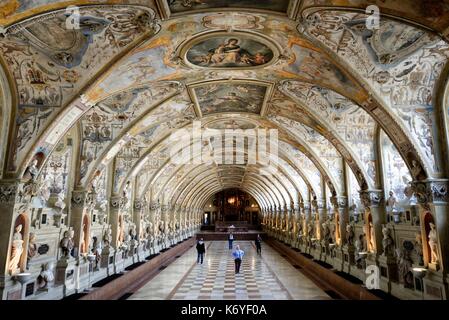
8, 213, 29, 275
80, 214, 90, 256
422, 212, 434, 267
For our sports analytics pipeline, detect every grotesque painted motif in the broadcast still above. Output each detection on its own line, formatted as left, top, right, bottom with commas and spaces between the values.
278, 82, 377, 187
193, 83, 267, 115
1, 5, 159, 171
304, 10, 449, 173
167, 0, 290, 13
186, 35, 274, 68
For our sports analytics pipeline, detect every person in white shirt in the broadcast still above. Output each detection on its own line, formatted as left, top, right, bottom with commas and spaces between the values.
232, 245, 244, 274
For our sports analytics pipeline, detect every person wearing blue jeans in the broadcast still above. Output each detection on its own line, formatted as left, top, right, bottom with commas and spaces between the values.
196, 238, 205, 264
228, 232, 234, 250
232, 245, 245, 274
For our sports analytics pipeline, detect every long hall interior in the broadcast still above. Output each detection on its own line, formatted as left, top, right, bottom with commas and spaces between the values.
1, 0, 449, 301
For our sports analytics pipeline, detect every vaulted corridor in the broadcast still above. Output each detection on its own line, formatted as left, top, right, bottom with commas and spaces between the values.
1, 0, 449, 302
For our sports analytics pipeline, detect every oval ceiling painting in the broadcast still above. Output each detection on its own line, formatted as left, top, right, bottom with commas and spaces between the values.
186, 35, 275, 68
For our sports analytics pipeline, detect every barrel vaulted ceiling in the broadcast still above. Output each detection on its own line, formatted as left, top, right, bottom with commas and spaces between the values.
1, 0, 449, 211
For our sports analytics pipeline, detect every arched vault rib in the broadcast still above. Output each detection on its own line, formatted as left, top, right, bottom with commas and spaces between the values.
300, 10, 449, 179
174, 167, 282, 210
123, 120, 333, 205
173, 165, 282, 210
182, 173, 277, 211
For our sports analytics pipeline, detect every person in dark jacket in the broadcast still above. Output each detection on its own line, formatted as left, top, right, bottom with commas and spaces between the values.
196, 238, 206, 264
255, 234, 262, 255
228, 232, 234, 250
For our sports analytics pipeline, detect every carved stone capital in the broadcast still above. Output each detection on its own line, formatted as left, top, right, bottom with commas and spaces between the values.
0, 181, 18, 205
71, 190, 89, 209
359, 190, 383, 208
109, 196, 121, 210
330, 196, 348, 209
412, 180, 449, 205
134, 199, 143, 210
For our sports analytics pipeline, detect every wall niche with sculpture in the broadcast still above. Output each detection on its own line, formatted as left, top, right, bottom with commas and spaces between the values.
8, 214, 29, 276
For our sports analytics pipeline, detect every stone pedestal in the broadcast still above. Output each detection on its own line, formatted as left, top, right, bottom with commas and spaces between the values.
342, 245, 355, 273
55, 257, 77, 296
330, 245, 342, 270
378, 255, 398, 293
423, 270, 447, 300
114, 250, 125, 274
100, 247, 114, 275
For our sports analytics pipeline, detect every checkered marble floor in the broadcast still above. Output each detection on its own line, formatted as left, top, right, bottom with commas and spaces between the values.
169, 241, 292, 300
129, 240, 330, 300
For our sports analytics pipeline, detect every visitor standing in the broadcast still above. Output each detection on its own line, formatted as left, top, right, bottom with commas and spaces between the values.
255, 234, 262, 255
232, 245, 245, 274
196, 238, 206, 264
228, 232, 234, 250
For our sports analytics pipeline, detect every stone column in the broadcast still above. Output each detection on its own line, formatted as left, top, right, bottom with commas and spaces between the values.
303, 201, 311, 252
0, 180, 20, 278
360, 190, 385, 256
70, 189, 92, 257
331, 196, 349, 247
330, 196, 348, 271
109, 196, 121, 250
413, 179, 449, 299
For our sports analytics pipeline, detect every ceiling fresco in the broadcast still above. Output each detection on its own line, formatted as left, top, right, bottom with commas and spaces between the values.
185, 33, 275, 68
191, 82, 268, 115
0, 0, 448, 215
166, 0, 291, 14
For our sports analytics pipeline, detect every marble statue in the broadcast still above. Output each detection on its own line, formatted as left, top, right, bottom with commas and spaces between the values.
91, 236, 102, 268
346, 224, 354, 246
411, 160, 422, 179
37, 262, 54, 290
27, 232, 38, 269
396, 247, 413, 288
369, 222, 375, 252
428, 223, 439, 265
55, 192, 66, 212
60, 229, 74, 258
89, 170, 101, 193
414, 233, 424, 266
382, 225, 395, 257
387, 191, 397, 212
103, 227, 111, 248
8, 224, 24, 275
23, 159, 39, 181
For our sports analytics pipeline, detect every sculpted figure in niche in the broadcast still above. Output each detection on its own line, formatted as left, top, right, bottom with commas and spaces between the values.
9, 224, 24, 275
346, 224, 355, 246
27, 232, 38, 269
414, 233, 424, 266
411, 160, 423, 179
428, 223, 439, 265
382, 225, 395, 257
23, 159, 39, 182
369, 222, 375, 252
103, 227, 111, 248
60, 229, 74, 258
